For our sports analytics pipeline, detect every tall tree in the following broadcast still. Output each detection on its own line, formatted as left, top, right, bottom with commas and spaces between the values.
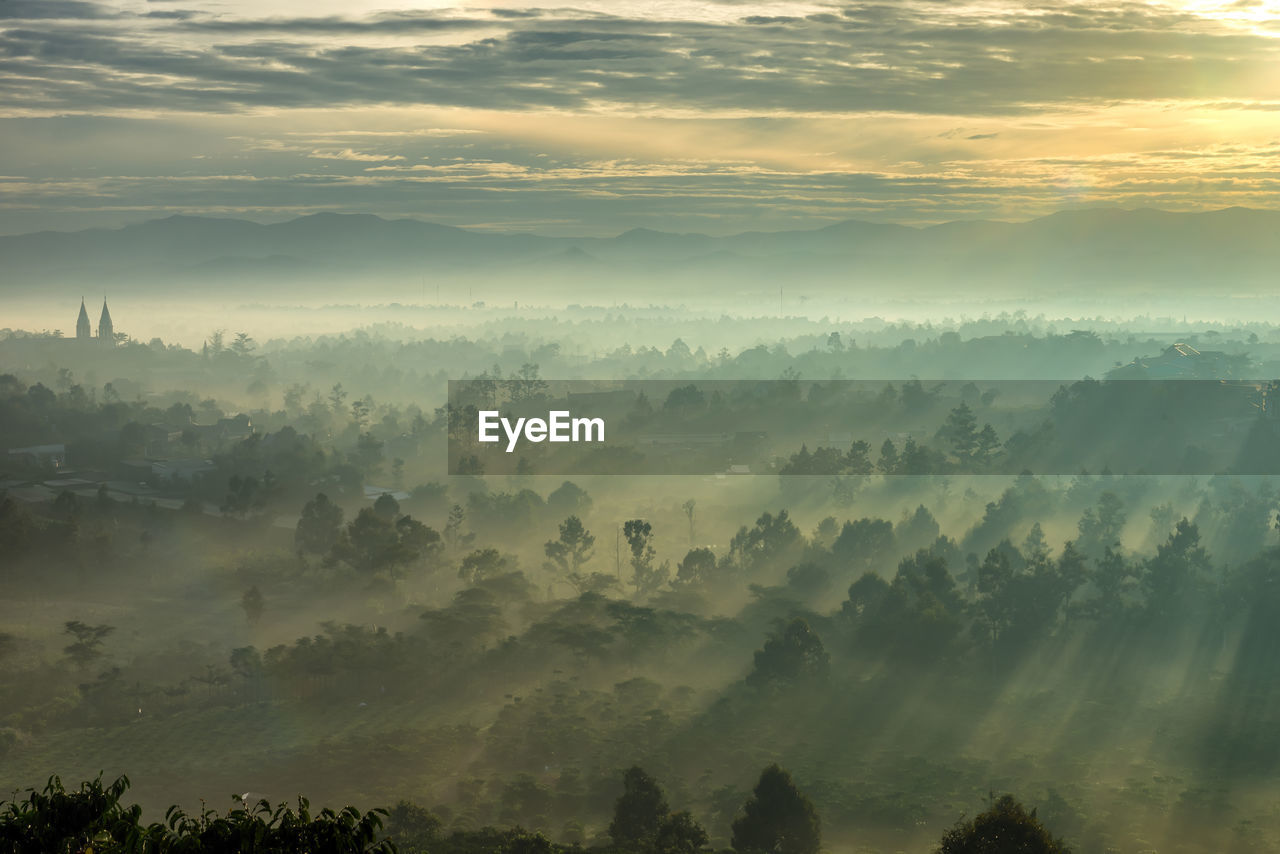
1143, 518, 1211, 617
545, 516, 595, 575
845, 440, 873, 475
63, 621, 114, 670
609, 767, 669, 849
241, 586, 264, 626
444, 503, 469, 550
675, 547, 717, 587
655, 811, 709, 854
940, 402, 979, 464
1077, 491, 1126, 558
747, 618, 829, 687
231, 331, 256, 357
458, 548, 508, 584
730, 765, 820, 854
935, 794, 1069, 853
221, 474, 265, 518
609, 767, 707, 854
333, 508, 435, 576
372, 492, 400, 520
328, 382, 347, 413
974, 424, 1002, 468
832, 517, 895, 572
296, 493, 344, 555
625, 519, 666, 596
877, 438, 899, 475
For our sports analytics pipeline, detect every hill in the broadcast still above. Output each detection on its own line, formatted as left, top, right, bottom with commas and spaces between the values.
3, 207, 1278, 301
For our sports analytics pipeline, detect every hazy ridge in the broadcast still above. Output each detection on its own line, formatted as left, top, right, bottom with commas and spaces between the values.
5, 207, 1279, 301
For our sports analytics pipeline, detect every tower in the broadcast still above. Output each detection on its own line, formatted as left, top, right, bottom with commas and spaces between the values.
98, 299, 114, 344
75, 299, 91, 340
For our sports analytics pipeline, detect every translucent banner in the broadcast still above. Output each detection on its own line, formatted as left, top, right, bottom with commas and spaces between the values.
447, 378, 1280, 476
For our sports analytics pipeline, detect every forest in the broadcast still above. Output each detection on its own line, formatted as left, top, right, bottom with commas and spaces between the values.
8, 0, 1280, 847
3, 312, 1280, 853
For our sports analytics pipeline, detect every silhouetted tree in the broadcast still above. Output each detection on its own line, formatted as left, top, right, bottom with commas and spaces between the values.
747, 618, 828, 687
1143, 517, 1211, 617
940, 402, 979, 464
975, 424, 1002, 467
547, 481, 592, 517
608, 767, 708, 854
656, 811, 708, 854
354, 432, 385, 476
1077, 491, 1126, 558
444, 503, 469, 550
334, 507, 424, 575
682, 499, 696, 544
727, 510, 802, 573
609, 767, 668, 849
936, 794, 1069, 853
385, 800, 442, 852
625, 520, 666, 596
241, 586, 264, 626
52, 490, 79, 520
296, 493, 344, 555
372, 492, 400, 520
832, 517, 895, 572
63, 621, 113, 670
221, 474, 265, 518
0, 774, 395, 853
545, 516, 595, 575
730, 765, 820, 854
845, 440, 873, 474
231, 331, 255, 357
877, 438, 899, 474
675, 547, 717, 587
458, 548, 508, 584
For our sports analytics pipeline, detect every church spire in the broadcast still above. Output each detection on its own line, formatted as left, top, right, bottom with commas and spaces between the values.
76, 298, 91, 340
98, 299, 114, 344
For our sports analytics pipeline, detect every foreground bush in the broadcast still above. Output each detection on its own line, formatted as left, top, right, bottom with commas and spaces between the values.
0, 775, 394, 853
1, 774, 1071, 854
936, 794, 1070, 854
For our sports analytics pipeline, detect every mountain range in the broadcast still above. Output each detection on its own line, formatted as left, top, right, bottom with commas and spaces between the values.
3, 207, 1278, 301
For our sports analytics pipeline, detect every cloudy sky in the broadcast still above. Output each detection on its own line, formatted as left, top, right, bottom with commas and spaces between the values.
1, 0, 1278, 235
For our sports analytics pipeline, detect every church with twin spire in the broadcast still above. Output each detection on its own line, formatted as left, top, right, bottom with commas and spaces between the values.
75, 297, 115, 343
75, 298, 115, 344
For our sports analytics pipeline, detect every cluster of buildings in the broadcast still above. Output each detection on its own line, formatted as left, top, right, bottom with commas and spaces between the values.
1, 301, 253, 504
4, 416, 257, 511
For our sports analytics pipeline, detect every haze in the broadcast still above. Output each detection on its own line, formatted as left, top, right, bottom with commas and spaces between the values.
4, 2, 1280, 854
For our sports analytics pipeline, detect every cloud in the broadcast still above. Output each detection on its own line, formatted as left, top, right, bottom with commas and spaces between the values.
0, 0, 117, 18
0, 1, 1276, 117
1, 0, 1279, 233
180, 12, 492, 34
2, 107, 1278, 236
308, 148, 406, 162
489, 8, 544, 19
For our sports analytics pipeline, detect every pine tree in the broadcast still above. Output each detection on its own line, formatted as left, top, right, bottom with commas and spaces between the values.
609, 767, 669, 849
730, 765, 820, 854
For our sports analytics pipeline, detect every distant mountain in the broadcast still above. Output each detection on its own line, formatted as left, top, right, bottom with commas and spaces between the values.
532, 246, 604, 272
3, 207, 1278, 300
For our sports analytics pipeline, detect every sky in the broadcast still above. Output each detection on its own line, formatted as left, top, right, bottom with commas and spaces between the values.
0, 0, 1278, 236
